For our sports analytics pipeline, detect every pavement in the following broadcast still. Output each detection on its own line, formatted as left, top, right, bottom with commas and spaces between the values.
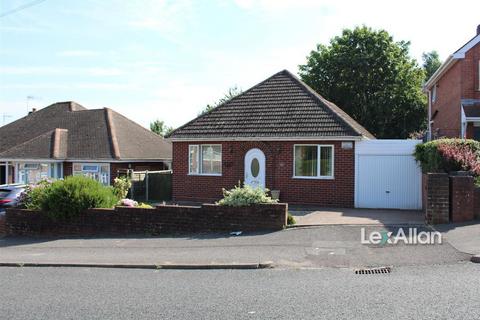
434, 221, 480, 256
291, 207, 424, 226
1, 263, 480, 319
0, 225, 470, 268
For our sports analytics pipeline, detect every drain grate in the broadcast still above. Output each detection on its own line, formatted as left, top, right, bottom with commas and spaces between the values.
354, 266, 392, 275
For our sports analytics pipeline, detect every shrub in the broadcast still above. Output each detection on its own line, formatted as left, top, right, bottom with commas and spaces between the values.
119, 198, 138, 207
137, 203, 154, 209
414, 139, 480, 174
18, 180, 52, 210
217, 183, 278, 207
113, 177, 131, 199
287, 212, 296, 225
40, 176, 118, 220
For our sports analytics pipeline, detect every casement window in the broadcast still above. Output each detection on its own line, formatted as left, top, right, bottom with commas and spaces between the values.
189, 144, 222, 175
293, 145, 334, 179
16, 162, 63, 184
72, 163, 110, 185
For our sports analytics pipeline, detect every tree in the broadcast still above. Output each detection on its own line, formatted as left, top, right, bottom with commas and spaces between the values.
422, 51, 442, 81
299, 26, 427, 139
150, 120, 174, 137
199, 86, 243, 115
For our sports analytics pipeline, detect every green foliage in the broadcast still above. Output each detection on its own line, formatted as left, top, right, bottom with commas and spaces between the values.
150, 119, 174, 137
19, 180, 52, 210
299, 26, 427, 138
113, 177, 131, 199
287, 212, 296, 225
217, 183, 278, 207
414, 139, 480, 173
422, 51, 442, 81
36, 176, 118, 220
199, 86, 243, 115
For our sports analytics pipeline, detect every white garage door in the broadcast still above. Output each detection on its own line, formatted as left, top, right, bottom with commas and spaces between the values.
355, 140, 422, 210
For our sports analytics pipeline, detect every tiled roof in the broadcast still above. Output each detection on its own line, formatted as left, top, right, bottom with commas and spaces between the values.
0, 102, 172, 161
168, 70, 374, 140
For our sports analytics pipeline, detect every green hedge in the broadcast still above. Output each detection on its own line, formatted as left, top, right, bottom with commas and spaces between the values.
414, 138, 480, 173
22, 176, 118, 220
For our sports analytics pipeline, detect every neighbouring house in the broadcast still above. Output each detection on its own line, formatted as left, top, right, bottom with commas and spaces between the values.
167, 70, 374, 207
424, 25, 480, 140
0, 101, 171, 185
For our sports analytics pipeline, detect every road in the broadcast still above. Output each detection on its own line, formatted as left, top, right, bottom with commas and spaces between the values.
1, 263, 479, 319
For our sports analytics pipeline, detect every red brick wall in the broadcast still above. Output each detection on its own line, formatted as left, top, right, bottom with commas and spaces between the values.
462, 41, 480, 100
430, 41, 480, 138
431, 62, 462, 138
0, 214, 5, 236
450, 175, 475, 223
424, 173, 450, 224
5, 203, 287, 236
172, 140, 355, 207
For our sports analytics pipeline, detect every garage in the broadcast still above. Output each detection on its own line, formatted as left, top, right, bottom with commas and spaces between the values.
355, 140, 422, 210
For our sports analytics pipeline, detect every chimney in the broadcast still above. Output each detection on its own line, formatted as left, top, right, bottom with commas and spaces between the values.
28, 108, 37, 115
477, 24, 480, 35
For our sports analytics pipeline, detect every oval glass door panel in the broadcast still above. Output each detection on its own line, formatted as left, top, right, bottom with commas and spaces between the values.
251, 158, 260, 178
244, 148, 266, 189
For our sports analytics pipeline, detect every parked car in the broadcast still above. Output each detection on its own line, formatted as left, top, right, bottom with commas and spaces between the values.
0, 185, 25, 214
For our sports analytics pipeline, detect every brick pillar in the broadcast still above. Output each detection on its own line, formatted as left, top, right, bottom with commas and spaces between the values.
0, 214, 6, 237
474, 187, 480, 220
424, 173, 450, 224
450, 175, 474, 223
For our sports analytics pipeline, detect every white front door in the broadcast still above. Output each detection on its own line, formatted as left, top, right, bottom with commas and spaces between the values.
244, 148, 265, 189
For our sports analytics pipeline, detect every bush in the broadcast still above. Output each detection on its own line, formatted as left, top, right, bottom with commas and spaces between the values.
414, 139, 480, 174
217, 183, 278, 207
287, 212, 296, 225
39, 176, 118, 220
113, 177, 131, 199
18, 180, 52, 210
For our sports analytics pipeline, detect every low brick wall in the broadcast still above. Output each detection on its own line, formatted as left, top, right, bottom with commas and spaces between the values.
5, 203, 288, 237
424, 173, 450, 224
0, 214, 6, 236
450, 175, 474, 223
475, 187, 480, 220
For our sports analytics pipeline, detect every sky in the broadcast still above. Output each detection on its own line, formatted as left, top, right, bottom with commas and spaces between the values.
0, 0, 479, 129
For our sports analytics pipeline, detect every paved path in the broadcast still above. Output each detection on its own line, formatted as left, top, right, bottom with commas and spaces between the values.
435, 221, 480, 255
1, 263, 479, 319
291, 207, 424, 226
0, 226, 469, 268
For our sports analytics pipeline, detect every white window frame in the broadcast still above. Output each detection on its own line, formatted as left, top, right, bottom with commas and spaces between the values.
293, 144, 334, 180
188, 144, 222, 176
73, 162, 110, 185
432, 84, 437, 103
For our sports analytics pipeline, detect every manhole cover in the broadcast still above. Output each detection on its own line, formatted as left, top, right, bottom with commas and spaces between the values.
354, 266, 391, 275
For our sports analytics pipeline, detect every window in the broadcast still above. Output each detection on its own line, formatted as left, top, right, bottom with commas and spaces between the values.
16, 162, 63, 184
294, 145, 334, 179
432, 85, 437, 103
189, 145, 222, 175
73, 163, 110, 185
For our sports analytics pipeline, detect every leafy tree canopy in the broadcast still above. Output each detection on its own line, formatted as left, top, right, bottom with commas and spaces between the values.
422, 50, 442, 81
200, 86, 243, 115
299, 26, 427, 138
150, 119, 174, 137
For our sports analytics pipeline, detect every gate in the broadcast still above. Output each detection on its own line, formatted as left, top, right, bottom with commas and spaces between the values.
125, 170, 172, 203
355, 140, 422, 210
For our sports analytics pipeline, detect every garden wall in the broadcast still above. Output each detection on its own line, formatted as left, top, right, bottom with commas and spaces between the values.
5, 203, 288, 237
0, 214, 6, 236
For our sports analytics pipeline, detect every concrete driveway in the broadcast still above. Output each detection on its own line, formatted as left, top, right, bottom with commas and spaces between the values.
291, 207, 424, 226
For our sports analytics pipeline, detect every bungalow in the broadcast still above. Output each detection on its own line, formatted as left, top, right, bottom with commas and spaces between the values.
0, 101, 171, 185
167, 70, 374, 207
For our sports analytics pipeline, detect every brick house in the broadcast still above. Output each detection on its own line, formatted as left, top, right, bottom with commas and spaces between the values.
0, 101, 171, 185
425, 25, 480, 140
167, 70, 374, 206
